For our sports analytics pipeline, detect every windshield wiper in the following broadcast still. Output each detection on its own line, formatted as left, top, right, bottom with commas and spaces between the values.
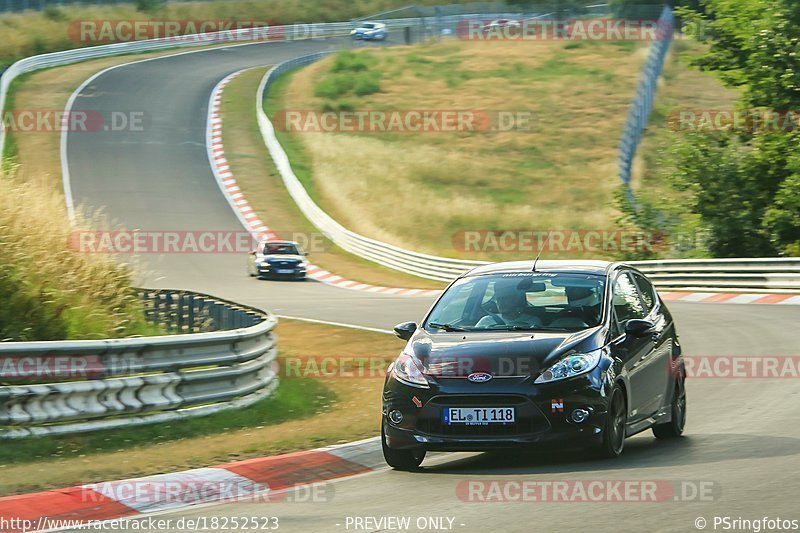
427, 322, 469, 332
485, 325, 575, 331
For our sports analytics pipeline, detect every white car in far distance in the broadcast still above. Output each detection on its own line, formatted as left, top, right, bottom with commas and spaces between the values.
351, 21, 388, 40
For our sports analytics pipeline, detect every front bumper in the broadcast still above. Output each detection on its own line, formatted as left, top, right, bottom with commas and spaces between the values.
352, 32, 383, 40
382, 371, 612, 452
257, 264, 306, 279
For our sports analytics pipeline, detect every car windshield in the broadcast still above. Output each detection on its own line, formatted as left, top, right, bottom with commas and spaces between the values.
361, 23, 376, 29
425, 272, 605, 332
263, 243, 299, 255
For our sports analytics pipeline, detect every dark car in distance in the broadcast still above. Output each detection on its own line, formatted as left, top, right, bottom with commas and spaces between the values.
247, 240, 309, 280
382, 260, 686, 470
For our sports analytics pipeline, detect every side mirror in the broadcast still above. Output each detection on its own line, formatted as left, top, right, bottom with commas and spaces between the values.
625, 319, 655, 337
393, 321, 418, 341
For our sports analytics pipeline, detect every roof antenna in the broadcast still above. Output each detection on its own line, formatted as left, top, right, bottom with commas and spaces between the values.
532, 232, 550, 272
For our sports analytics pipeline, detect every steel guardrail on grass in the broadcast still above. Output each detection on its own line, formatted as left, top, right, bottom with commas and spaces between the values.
618, 5, 674, 193
0, 289, 278, 439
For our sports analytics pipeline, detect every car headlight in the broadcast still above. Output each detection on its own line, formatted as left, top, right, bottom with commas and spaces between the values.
350, 29, 357, 35
391, 352, 429, 388
298, 261, 308, 268
534, 351, 601, 384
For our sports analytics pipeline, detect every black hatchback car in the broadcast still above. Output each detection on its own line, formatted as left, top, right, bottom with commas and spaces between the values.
382, 260, 686, 470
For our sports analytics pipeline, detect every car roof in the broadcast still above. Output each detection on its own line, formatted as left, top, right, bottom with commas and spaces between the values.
464, 259, 623, 277
261, 240, 298, 246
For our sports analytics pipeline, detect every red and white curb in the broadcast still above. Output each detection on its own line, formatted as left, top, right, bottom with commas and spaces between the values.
0, 438, 383, 532
206, 70, 442, 299
659, 291, 800, 305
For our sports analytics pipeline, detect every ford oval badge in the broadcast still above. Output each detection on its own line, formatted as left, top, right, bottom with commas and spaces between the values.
467, 372, 493, 383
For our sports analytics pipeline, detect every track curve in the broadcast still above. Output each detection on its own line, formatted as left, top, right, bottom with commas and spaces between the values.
62, 39, 800, 532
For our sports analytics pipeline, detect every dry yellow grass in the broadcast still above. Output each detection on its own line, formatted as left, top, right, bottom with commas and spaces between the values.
221, 68, 444, 289
0, 163, 159, 340
0, 319, 400, 494
279, 39, 650, 261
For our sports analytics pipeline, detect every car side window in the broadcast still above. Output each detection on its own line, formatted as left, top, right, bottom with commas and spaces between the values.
631, 272, 657, 312
612, 272, 647, 324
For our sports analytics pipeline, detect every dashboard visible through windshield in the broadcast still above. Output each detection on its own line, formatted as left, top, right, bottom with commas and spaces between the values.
425, 272, 606, 332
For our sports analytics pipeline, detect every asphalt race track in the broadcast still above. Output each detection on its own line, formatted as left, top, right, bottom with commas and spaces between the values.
63, 38, 800, 532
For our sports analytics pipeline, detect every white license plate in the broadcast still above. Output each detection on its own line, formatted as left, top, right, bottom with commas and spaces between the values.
276, 269, 295, 274
443, 407, 515, 425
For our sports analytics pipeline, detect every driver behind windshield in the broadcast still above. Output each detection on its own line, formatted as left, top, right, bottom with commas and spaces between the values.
475, 284, 541, 328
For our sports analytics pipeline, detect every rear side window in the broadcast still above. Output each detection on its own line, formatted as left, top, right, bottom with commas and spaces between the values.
612, 272, 646, 322
631, 272, 657, 312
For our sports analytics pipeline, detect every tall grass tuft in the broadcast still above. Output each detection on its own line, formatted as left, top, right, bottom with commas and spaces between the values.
0, 165, 159, 341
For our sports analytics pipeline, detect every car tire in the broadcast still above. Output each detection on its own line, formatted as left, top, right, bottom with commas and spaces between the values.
598, 385, 627, 458
653, 377, 686, 439
381, 424, 425, 471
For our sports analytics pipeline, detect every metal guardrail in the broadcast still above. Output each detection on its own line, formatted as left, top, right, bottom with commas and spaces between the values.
618, 5, 674, 191
256, 55, 800, 291
0, 289, 278, 439
631, 258, 800, 292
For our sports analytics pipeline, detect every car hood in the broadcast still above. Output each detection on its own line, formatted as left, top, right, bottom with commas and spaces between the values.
263, 254, 305, 261
408, 327, 600, 377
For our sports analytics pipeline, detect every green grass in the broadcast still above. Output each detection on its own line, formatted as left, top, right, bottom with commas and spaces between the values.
264, 71, 320, 200
0, 377, 334, 467
631, 38, 740, 258
314, 51, 382, 98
